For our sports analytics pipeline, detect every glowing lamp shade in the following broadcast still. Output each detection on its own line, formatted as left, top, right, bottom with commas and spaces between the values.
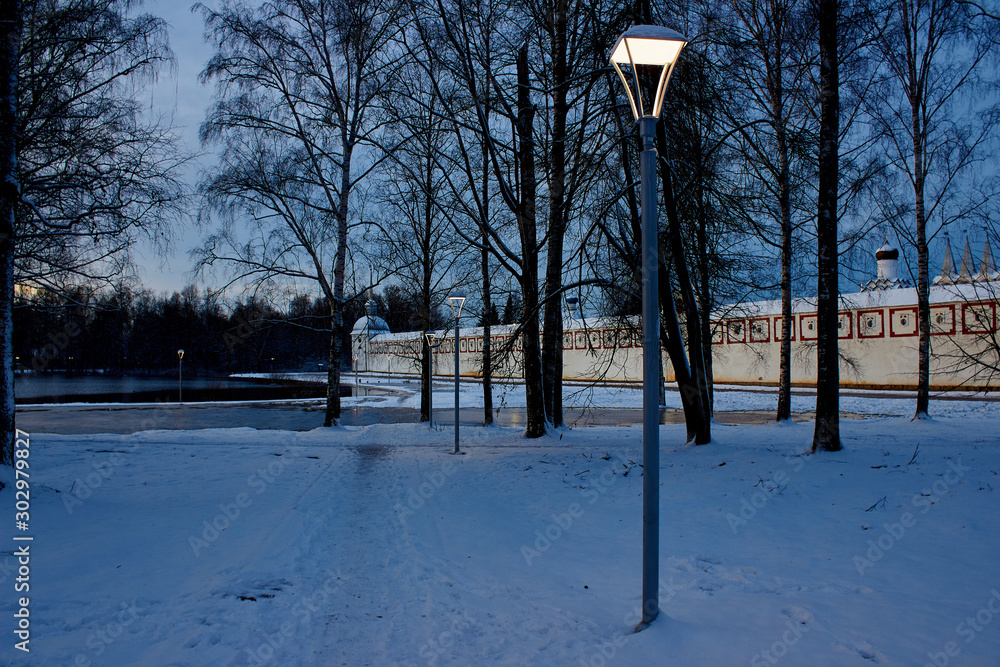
448, 290, 467, 319
609, 25, 687, 120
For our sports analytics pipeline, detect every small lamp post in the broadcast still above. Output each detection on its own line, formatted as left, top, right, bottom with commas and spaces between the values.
177, 349, 185, 404
609, 24, 687, 631
448, 290, 467, 454
424, 330, 444, 428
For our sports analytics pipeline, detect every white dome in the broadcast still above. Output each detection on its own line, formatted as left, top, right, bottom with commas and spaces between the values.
351, 315, 390, 336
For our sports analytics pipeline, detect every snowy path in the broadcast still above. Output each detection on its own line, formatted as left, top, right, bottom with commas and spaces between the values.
3, 418, 1000, 665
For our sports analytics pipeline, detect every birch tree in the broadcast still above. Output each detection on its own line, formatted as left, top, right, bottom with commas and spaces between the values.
2, 0, 183, 465
870, 0, 998, 419
812, 0, 841, 452
197, 0, 402, 426
720, 0, 815, 422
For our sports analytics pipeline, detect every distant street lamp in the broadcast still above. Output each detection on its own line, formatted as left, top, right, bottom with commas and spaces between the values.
424, 330, 444, 428
448, 290, 467, 454
609, 24, 687, 632
177, 349, 185, 404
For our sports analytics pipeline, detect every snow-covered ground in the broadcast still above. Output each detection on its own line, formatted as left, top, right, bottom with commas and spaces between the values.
3, 389, 1000, 665
245, 370, 1000, 421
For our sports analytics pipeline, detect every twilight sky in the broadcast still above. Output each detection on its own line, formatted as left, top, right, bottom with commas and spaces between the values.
137, 0, 217, 295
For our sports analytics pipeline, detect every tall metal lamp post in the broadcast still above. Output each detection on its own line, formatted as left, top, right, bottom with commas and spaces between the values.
424, 330, 444, 428
609, 24, 687, 632
177, 349, 185, 404
448, 290, 466, 454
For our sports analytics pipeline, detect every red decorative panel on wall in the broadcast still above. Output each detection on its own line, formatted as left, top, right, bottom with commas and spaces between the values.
963, 302, 997, 334
930, 305, 955, 336
750, 318, 770, 343
857, 310, 884, 339
773, 316, 796, 341
889, 307, 918, 337
800, 314, 818, 341
711, 322, 725, 345
727, 319, 746, 344
838, 311, 853, 340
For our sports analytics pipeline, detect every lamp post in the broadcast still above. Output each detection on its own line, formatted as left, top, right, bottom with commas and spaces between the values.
609, 24, 687, 632
177, 349, 185, 404
448, 290, 467, 454
424, 330, 444, 428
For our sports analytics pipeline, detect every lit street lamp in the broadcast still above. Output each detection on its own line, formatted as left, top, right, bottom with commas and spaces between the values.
177, 349, 185, 404
609, 24, 687, 631
424, 330, 444, 428
448, 290, 466, 455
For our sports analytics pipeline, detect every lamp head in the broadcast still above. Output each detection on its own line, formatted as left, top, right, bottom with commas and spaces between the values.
609, 25, 687, 121
447, 290, 467, 319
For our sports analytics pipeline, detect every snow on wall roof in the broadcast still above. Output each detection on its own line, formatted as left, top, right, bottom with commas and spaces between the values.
712, 282, 1000, 320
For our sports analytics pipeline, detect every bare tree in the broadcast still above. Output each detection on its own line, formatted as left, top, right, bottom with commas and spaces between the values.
0, 0, 20, 466
197, 0, 401, 426
869, 0, 998, 419
2, 0, 183, 464
812, 0, 841, 452
720, 0, 815, 422
405, 0, 550, 436
374, 62, 464, 422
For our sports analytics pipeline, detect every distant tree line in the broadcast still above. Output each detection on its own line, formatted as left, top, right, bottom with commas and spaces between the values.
12, 283, 505, 377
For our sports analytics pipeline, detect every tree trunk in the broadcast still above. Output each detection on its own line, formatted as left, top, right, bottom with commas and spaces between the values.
657, 131, 711, 445
420, 148, 435, 424
516, 44, 546, 438
481, 238, 494, 426
0, 0, 20, 466
696, 186, 714, 417
324, 145, 352, 427
777, 120, 793, 422
323, 303, 343, 426
908, 0, 931, 419
658, 262, 702, 443
478, 104, 494, 426
812, 0, 842, 452
541, 0, 568, 429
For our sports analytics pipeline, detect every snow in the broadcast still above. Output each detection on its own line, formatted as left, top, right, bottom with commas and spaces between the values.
3, 388, 1000, 665
712, 280, 1000, 319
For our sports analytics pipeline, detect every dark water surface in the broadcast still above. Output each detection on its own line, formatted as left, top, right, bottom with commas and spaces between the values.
14, 374, 332, 404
